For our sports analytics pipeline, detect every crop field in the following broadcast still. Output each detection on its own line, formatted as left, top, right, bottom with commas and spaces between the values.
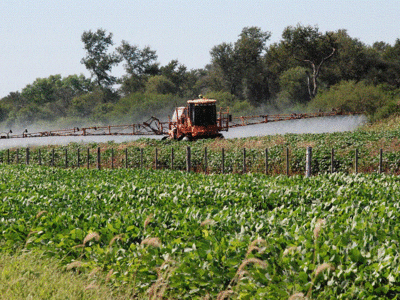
1, 164, 399, 299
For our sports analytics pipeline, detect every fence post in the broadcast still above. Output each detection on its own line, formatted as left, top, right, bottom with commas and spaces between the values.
155, 148, 158, 170
52, 148, 55, 167
26, 148, 30, 165
125, 148, 128, 168
204, 147, 207, 173
7, 149, 10, 164
77, 148, 80, 168
331, 148, 335, 173
286, 148, 289, 176
111, 148, 114, 169
65, 149, 68, 168
221, 148, 225, 174
265, 148, 268, 175
140, 148, 144, 169
243, 148, 246, 173
355, 148, 358, 174
379, 149, 383, 174
38, 149, 41, 166
16, 149, 19, 164
87, 148, 90, 169
97, 147, 101, 170
186, 146, 191, 172
171, 148, 174, 170
306, 147, 312, 178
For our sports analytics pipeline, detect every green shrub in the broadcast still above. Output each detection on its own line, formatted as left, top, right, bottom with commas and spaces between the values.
310, 81, 391, 118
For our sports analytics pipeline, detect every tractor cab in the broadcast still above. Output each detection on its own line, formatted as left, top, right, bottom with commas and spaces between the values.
168, 99, 229, 140
187, 99, 217, 127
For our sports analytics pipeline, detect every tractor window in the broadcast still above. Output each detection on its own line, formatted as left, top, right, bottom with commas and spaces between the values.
172, 107, 186, 122
192, 104, 217, 126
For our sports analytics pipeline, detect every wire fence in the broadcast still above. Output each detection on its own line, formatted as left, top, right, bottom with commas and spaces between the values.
0, 145, 396, 176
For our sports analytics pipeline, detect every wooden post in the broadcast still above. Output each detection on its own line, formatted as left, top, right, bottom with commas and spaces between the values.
87, 148, 90, 169
186, 146, 191, 172
26, 148, 29, 165
265, 148, 268, 175
155, 148, 158, 170
97, 147, 101, 170
286, 147, 289, 176
65, 148, 68, 168
7, 149, 10, 164
140, 148, 144, 169
77, 148, 80, 168
221, 148, 225, 174
355, 148, 358, 174
16, 149, 19, 164
38, 149, 41, 166
111, 148, 114, 169
125, 148, 128, 168
243, 148, 246, 173
331, 148, 335, 173
52, 148, 55, 167
171, 148, 174, 170
204, 147, 208, 173
306, 147, 312, 178
379, 149, 383, 174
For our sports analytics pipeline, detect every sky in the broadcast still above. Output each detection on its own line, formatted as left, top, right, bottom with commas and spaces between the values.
0, 0, 399, 98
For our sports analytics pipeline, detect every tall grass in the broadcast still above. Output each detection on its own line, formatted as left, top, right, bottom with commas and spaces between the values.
0, 251, 131, 299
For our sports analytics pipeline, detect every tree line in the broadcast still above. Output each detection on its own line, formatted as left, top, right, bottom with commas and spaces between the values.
1, 24, 400, 130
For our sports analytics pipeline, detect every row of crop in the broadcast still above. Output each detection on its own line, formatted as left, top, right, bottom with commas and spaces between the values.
1, 165, 400, 298
0, 141, 399, 175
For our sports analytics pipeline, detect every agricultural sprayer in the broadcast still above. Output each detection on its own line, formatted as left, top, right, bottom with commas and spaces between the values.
0, 98, 359, 140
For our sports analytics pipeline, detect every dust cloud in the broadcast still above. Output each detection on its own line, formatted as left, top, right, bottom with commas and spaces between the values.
224, 115, 367, 139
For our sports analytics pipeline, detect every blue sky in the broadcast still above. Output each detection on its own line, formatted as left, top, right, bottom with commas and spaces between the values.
0, 0, 398, 98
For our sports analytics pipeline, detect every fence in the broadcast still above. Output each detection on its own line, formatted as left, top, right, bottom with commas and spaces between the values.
0, 145, 394, 176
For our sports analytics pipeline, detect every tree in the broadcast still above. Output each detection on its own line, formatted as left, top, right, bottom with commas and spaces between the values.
117, 40, 158, 76
145, 75, 176, 95
19, 74, 93, 118
0, 92, 22, 123
310, 80, 391, 118
282, 24, 336, 99
60, 74, 92, 95
117, 40, 159, 95
235, 27, 271, 104
235, 27, 271, 68
380, 39, 400, 88
278, 66, 310, 105
81, 29, 121, 88
160, 60, 188, 96
210, 42, 241, 95
320, 30, 369, 86
182, 68, 208, 99
210, 26, 271, 104
264, 42, 297, 99
69, 89, 105, 118
21, 75, 63, 105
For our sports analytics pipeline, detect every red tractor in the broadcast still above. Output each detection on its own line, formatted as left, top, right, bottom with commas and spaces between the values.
167, 99, 230, 140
